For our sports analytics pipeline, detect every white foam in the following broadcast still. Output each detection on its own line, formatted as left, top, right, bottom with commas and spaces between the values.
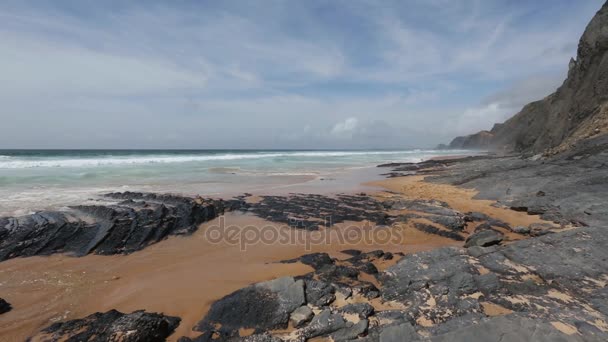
0, 150, 449, 169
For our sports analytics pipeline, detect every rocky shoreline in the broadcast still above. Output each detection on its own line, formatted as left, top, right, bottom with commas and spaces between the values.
5, 2, 608, 338
3, 136, 603, 341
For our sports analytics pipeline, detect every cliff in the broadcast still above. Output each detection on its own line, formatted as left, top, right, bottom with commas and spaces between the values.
449, 1, 608, 154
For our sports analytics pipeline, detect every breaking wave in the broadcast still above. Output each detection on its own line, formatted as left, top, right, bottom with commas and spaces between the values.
0, 150, 441, 169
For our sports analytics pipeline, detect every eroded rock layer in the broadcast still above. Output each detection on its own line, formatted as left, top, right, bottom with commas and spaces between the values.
0, 192, 226, 261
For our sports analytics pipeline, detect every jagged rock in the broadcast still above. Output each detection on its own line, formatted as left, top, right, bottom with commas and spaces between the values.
338, 303, 375, 319
0, 192, 224, 260
245, 193, 390, 230
290, 306, 313, 328
331, 319, 369, 341
193, 277, 304, 340
464, 229, 503, 248
30, 310, 180, 342
302, 279, 335, 307
0, 298, 11, 314
303, 279, 335, 307
379, 322, 419, 342
299, 309, 347, 339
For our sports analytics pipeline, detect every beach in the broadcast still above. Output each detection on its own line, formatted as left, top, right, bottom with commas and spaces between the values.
0, 154, 555, 341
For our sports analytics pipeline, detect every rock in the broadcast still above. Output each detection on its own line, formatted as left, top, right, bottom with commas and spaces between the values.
380, 247, 485, 326
316, 265, 360, 282
282, 253, 334, 270
474, 273, 500, 294
246, 193, 390, 230
0, 192, 225, 260
299, 309, 347, 339
194, 277, 304, 340
304, 279, 336, 307
528, 223, 554, 236
466, 245, 498, 258
332, 319, 369, 341
379, 322, 419, 342
449, 272, 476, 296
180, 332, 282, 342
464, 229, 503, 248
358, 262, 379, 275
513, 226, 530, 234
341, 249, 362, 256
30, 310, 180, 342
290, 306, 313, 328
338, 303, 374, 319
429, 315, 596, 342
465, 212, 491, 222
426, 215, 466, 231
0, 298, 11, 314
413, 223, 464, 241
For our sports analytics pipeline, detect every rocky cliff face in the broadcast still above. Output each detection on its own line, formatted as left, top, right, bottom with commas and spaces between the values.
449, 1, 608, 154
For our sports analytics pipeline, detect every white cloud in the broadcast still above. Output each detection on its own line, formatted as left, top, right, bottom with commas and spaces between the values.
331, 117, 359, 137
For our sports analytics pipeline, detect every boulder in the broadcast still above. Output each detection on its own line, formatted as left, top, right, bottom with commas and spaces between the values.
290, 306, 313, 328
464, 229, 503, 248
338, 303, 375, 319
193, 277, 304, 340
30, 310, 180, 342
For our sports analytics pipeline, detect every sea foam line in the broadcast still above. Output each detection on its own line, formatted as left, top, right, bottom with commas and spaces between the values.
0, 150, 444, 169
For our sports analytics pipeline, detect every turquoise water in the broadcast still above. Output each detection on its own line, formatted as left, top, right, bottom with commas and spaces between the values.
0, 149, 471, 215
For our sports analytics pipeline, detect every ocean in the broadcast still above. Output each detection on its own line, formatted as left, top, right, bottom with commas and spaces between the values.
0, 149, 471, 216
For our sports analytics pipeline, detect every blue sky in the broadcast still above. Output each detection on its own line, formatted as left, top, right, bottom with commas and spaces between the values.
0, 0, 604, 148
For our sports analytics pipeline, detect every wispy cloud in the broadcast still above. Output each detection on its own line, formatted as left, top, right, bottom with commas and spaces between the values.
0, 0, 603, 148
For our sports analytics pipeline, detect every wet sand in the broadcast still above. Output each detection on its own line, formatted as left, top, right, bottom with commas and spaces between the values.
0, 163, 554, 341
368, 175, 549, 228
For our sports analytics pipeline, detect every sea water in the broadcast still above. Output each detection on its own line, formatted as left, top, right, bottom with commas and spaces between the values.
0, 149, 472, 216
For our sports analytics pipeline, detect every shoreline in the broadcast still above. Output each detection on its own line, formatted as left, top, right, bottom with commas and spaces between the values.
0, 152, 557, 341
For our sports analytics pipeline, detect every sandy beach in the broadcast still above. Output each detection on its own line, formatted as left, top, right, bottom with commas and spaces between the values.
0, 160, 552, 341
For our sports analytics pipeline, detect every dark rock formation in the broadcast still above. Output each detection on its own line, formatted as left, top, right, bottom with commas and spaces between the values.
192, 277, 305, 341
242, 193, 391, 230
0, 298, 11, 314
182, 225, 608, 340
30, 309, 180, 342
0, 192, 226, 261
447, 2, 608, 154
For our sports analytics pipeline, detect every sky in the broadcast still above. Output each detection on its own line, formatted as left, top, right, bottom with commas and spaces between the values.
0, 0, 604, 149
